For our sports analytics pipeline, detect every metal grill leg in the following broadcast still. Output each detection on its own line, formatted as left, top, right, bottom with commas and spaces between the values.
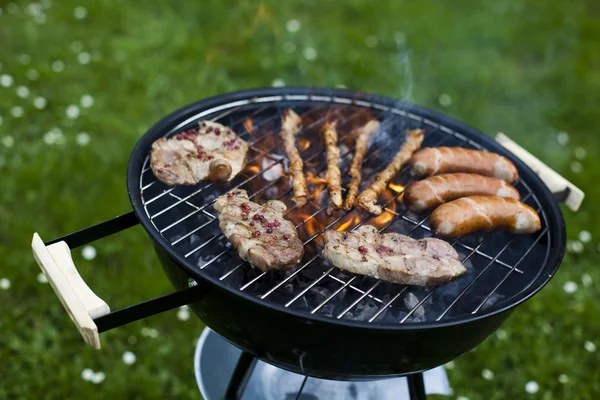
407, 372, 426, 400
224, 351, 256, 400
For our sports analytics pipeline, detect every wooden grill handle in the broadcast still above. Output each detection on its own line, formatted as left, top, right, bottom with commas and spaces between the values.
495, 132, 584, 212
31, 233, 109, 349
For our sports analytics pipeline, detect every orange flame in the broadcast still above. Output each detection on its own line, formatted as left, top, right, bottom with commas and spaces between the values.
306, 170, 327, 202
246, 165, 260, 175
297, 137, 310, 151
388, 183, 404, 193
337, 214, 361, 232
243, 118, 254, 135
373, 210, 394, 226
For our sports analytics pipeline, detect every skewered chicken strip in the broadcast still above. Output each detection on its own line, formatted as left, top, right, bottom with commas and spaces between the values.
323, 122, 343, 209
343, 120, 380, 210
356, 129, 424, 215
280, 109, 308, 207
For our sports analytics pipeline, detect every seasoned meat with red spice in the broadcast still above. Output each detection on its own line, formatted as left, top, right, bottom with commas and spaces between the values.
322, 225, 466, 286
214, 190, 304, 272
150, 121, 248, 186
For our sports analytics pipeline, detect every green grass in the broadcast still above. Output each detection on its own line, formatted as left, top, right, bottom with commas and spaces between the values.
1, 0, 599, 399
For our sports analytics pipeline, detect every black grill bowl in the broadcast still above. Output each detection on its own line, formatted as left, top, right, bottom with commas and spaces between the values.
127, 87, 566, 379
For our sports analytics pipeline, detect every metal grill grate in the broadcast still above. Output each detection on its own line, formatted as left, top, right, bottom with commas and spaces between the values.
138, 94, 551, 324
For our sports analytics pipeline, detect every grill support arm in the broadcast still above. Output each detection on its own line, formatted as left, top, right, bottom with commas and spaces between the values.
31, 212, 207, 349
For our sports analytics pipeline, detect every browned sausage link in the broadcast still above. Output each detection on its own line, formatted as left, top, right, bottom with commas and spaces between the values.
409, 147, 519, 183
280, 109, 308, 207
404, 173, 520, 212
429, 196, 541, 239
343, 120, 381, 210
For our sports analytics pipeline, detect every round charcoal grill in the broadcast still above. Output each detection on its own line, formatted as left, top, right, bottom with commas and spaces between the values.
32, 87, 583, 397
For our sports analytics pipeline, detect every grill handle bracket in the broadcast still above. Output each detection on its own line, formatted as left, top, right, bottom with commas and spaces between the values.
495, 132, 584, 212
32, 233, 110, 349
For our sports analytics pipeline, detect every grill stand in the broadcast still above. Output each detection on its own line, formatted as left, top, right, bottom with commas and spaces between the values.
196, 327, 448, 400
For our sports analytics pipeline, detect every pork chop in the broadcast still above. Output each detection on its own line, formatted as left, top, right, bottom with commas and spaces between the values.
322, 225, 466, 286
214, 190, 304, 272
150, 120, 248, 186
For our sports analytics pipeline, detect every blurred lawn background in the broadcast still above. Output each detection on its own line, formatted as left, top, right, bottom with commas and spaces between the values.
1, 0, 599, 399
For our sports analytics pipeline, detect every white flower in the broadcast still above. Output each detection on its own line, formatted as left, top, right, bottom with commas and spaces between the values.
33, 96, 47, 109
80, 94, 94, 108
567, 240, 584, 254
0, 278, 10, 290
575, 147, 587, 160
177, 305, 190, 321
394, 31, 407, 45
73, 6, 87, 20
558, 374, 569, 384
34, 12, 46, 24
456, 396, 470, 400
91, 371, 105, 384
77, 52, 91, 65
563, 281, 578, 294
581, 273, 592, 287
2, 136, 14, 148
27, 68, 40, 80
438, 93, 452, 107
70, 40, 83, 53
52, 60, 65, 72
43, 128, 64, 145
557, 131, 569, 145
81, 368, 94, 381
444, 361, 455, 370
0, 74, 14, 87
141, 327, 159, 338
19, 54, 31, 65
584, 341, 596, 352
579, 230, 592, 244
82, 245, 96, 260
481, 369, 494, 380
303, 47, 317, 61
37, 272, 48, 283
283, 42, 296, 53
6, 3, 18, 14
122, 351, 136, 365
66, 104, 80, 119
27, 3, 43, 16
286, 19, 301, 33
10, 106, 24, 118
571, 161, 583, 174
271, 78, 285, 88
16, 85, 30, 98
496, 329, 508, 340
525, 381, 539, 394
365, 35, 378, 48
76, 132, 90, 146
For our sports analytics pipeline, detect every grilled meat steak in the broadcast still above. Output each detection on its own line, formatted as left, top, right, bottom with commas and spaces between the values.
150, 120, 248, 186
214, 190, 304, 272
322, 225, 466, 286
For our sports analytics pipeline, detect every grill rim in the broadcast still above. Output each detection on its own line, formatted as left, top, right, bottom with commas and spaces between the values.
126, 86, 566, 330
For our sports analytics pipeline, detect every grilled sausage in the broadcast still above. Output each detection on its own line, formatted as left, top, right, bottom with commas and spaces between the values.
343, 120, 380, 210
410, 147, 519, 183
280, 109, 308, 207
323, 121, 343, 209
404, 173, 520, 213
429, 196, 541, 239
356, 129, 424, 215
